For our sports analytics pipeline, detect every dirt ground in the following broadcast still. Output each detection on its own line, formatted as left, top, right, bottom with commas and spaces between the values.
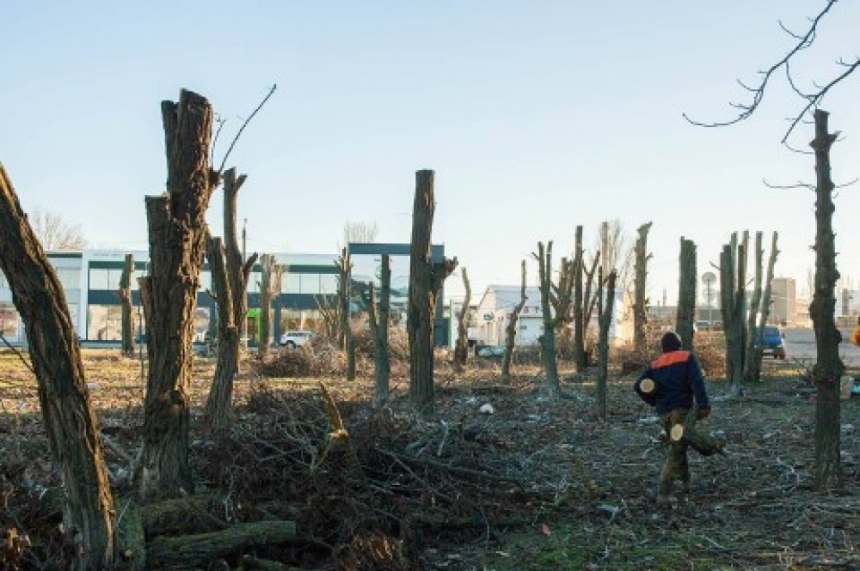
1, 346, 859, 570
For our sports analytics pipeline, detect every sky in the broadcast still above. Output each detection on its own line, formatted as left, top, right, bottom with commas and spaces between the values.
3, 1, 860, 307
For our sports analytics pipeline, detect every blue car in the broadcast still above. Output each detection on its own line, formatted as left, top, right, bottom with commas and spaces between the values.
753, 326, 786, 359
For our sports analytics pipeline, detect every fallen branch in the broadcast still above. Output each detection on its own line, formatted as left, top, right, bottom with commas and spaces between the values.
146, 520, 296, 567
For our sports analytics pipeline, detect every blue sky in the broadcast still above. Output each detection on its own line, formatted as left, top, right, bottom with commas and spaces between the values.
3, 1, 859, 305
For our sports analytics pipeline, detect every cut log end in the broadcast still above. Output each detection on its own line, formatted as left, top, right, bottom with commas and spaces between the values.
640, 378, 655, 394
669, 423, 725, 457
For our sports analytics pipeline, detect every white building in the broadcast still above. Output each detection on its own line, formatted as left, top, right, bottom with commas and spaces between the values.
471, 284, 632, 348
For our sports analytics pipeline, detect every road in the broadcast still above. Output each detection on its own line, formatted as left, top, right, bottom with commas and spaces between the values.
782, 327, 860, 365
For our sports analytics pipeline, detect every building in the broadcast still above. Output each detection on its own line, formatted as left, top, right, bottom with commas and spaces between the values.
471, 285, 631, 347
0, 242, 450, 347
771, 277, 797, 325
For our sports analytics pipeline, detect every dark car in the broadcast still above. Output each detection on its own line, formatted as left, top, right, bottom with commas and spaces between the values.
753, 325, 786, 359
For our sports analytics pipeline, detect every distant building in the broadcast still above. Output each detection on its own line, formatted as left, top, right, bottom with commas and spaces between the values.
771, 277, 797, 325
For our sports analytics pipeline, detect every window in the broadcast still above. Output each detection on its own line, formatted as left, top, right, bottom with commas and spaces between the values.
55, 267, 81, 290
0, 303, 19, 338
89, 268, 122, 290
282, 274, 301, 294
87, 304, 123, 341
320, 274, 337, 295
300, 274, 320, 294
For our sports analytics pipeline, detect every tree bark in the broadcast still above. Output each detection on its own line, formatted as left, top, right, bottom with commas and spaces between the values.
720, 233, 748, 396
808, 109, 844, 490
258, 253, 283, 358
502, 260, 528, 383
146, 521, 296, 567
367, 255, 391, 406
119, 253, 136, 357
204, 235, 240, 429
676, 238, 697, 350
337, 248, 357, 381
204, 169, 258, 428
744, 232, 765, 382
408, 170, 457, 413
453, 267, 472, 370
572, 226, 587, 371
535, 242, 561, 397
632, 222, 653, 356
596, 269, 617, 420
754, 232, 780, 375
0, 164, 117, 569
139, 89, 218, 501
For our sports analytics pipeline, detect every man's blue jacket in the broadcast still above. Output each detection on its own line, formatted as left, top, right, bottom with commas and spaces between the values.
634, 350, 710, 415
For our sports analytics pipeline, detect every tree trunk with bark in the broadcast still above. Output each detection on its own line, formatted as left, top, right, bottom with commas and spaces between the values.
572, 226, 587, 371
0, 164, 117, 569
453, 267, 471, 370
808, 109, 844, 490
534, 241, 573, 398
204, 169, 257, 429
337, 248, 357, 381
138, 89, 218, 501
367, 254, 391, 406
204, 235, 238, 429
676, 238, 697, 350
408, 170, 457, 413
744, 232, 764, 381
119, 253, 136, 357
752, 233, 780, 380
258, 253, 283, 358
502, 260, 528, 383
720, 232, 748, 396
633, 222, 653, 356
596, 268, 617, 420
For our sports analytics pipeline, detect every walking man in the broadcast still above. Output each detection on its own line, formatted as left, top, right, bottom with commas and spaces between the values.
634, 331, 711, 505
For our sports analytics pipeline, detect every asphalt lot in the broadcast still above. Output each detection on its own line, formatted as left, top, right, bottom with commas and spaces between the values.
782, 327, 860, 365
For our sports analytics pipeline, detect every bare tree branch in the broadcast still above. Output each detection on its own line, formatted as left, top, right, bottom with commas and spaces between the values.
217, 84, 278, 175
683, 1, 857, 144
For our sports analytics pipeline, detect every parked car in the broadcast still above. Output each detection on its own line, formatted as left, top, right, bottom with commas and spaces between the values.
753, 325, 786, 359
279, 330, 317, 349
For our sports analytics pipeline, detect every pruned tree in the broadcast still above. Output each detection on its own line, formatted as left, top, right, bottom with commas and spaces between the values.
632, 222, 653, 356
676, 238, 697, 350
808, 109, 844, 490
684, 1, 857, 146
534, 241, 574, 398
0, 164, 117, 568
257, 253, 283, 358
336, 247, 356, 381
573, 226, 600, 372
748, 232, 781, 382
719, 232, 748, 397
502, 260, 528, 383
138, 89, 218, 501
119, 253, 136, 357
407, 170, 457, 413
204, 169, 258, 429
744, 232, 765, 383
29, 206, 87, 250
596, 267, 617, 420
366, 254, 391, 406
453, 267, 471, 371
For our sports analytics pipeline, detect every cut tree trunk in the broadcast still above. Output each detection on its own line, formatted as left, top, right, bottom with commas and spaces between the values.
669, 423, 725, 457
139, 89, 218, 501
808, 109, 845, 490
0, 163, 118, 569
453, 267, 471, 370
676, 238, 697, 350
146, 521, 297, 567
119, 253, 136, 357
408, 170, 457, 413
502, 260, 527, 383
368, 254, 391, 406
633, 222, 653, 356
204, 235, 239, 429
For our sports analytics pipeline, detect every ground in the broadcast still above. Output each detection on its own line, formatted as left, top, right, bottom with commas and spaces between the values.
0, 345, 858, 570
